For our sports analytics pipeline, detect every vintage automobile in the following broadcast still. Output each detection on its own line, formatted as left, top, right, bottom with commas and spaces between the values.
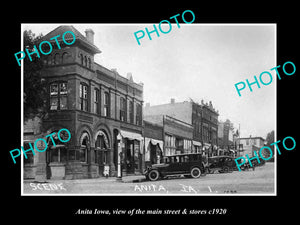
234, 156, 266, 171
207, 156, 236, 173
144, 153, 207, 181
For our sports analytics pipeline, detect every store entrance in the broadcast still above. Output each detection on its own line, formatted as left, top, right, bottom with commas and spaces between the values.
123, 139, 141, 174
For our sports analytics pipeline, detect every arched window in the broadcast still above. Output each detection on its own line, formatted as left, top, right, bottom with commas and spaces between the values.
84, 56, 87, 67
95, 131, 110, 165
88, 58, 91, 69
79, 133, 89, 162
54, 53, 60, 64
62, 52, 71, 64
80, 54, 84, 65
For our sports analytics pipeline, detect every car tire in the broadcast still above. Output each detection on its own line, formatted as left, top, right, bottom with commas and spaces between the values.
190, 167, 201, 178
148, 170, 160, 181
223, 166, 229, 173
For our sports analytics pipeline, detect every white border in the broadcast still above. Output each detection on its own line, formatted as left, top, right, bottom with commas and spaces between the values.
20, 23, 277, 196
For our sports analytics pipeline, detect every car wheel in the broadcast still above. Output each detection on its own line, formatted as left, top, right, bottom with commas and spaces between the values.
190, 167, 201, 178
223, 166, 229, 173
148, 170, 160, 181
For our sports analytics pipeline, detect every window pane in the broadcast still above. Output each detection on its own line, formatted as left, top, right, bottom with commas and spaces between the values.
79, 84, 83, 98
50, 148, 59, 162
94, 89, 99, 114
60, 83, 67, 94
94, 89, 98, 102
50, 97, 58, 110
60, 148, 67, 162
50, 84, 58, 95
83, 85, 87, 99
104, 93, 109, 104
104, 92, 109, 117
83, 99, 88, 111
80, 148, 86, 162
60, 96, 67, 110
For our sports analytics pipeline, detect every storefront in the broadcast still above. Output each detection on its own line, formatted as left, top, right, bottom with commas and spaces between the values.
94, 130, 110, 176
145, 138, 164, 166
203, 142, 211, 156
192, 140, 202, 153
119, 130, 143, 175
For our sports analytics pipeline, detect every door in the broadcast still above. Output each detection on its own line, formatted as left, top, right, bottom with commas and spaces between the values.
125, 139, 135, 174
168, 156, 185, 174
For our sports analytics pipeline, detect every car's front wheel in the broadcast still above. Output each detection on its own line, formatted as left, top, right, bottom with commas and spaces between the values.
148, 170, 160, 181
190, 167, 201, 178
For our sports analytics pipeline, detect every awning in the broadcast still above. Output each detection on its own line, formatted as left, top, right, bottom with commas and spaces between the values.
151, 139, 163, 147
50, 144, 66, 149
145, 138, 163, 151
120, 130, 143, 141
192, 140, 202, 146
203, 142, 211, 147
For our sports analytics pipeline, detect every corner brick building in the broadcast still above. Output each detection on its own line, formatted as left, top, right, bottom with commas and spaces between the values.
24, 25, 144, 180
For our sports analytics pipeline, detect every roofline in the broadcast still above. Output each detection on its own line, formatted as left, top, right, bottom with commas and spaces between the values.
238, 137, 265, 141
94, 62, 144, 89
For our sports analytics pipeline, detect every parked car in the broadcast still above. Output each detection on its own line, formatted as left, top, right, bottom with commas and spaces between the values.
234, 155, 266, 171
144, 153, 207, 181
207, 156, 235, 173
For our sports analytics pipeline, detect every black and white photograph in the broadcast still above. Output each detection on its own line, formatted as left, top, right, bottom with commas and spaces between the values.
4, 5, 298, 221
20, 23, 276, 196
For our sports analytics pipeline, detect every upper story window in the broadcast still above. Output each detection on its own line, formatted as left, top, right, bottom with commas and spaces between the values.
84, 56, 87, 67
103, 92, 110, 117
136, 103, 142, 126
80, 54, 84, 65
54, 53, 60, 65
50, 82, 68, 110
62, 52, 72, 64
120, 97, 126, 122
94, 88, 100, 114
79, 83, 88, 112
88, 58, 91, 69
129, 100, 134, 124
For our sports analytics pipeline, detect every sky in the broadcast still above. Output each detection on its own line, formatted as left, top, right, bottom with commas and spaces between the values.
22, 23, 276, 139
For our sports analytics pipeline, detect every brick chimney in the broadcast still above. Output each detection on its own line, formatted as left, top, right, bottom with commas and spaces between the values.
85, 29, 95, 44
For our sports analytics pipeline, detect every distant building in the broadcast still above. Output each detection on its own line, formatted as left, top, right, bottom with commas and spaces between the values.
144, 115, 194, 156
238, 136, 265, 157
218, 119, 235, 155
144, 98, 219, 156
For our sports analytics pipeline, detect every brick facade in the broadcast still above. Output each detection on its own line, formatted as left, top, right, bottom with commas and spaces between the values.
23, 25, 144, 180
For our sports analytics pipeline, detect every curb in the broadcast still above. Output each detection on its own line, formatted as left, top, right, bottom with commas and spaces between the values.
121, 178, 146, 183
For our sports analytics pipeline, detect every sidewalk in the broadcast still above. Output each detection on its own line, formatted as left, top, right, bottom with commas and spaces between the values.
23, 174, 146, 184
